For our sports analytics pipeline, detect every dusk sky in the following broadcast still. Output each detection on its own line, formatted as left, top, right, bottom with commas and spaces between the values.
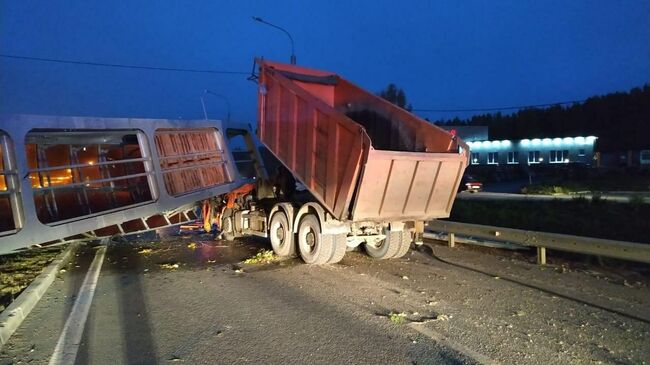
1, 1, 648, 124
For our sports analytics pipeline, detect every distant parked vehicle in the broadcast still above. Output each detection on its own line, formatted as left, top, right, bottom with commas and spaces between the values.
459, 174, 483, 193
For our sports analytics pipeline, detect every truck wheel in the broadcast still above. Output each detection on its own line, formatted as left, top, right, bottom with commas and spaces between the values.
269, 211, 295, 257
326, 234, 347, 264
392, 231, 412, 258
364, 229, 401, 259
297, 214, 333, 264
222, 216, 235, 241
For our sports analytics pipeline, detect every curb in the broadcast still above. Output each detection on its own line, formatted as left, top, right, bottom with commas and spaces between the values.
0, 243, 79, 348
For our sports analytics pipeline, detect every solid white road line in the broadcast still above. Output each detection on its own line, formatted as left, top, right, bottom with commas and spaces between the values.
408, 322, 499, 365
49, 246, 107, 365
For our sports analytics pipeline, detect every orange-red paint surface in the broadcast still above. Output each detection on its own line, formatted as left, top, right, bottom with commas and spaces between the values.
257, 60, 469, 222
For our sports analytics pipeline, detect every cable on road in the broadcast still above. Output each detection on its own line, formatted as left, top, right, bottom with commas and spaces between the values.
418, 241, 650, 325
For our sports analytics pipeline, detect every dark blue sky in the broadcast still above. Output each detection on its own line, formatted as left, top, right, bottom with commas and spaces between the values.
1, 1, 648, 123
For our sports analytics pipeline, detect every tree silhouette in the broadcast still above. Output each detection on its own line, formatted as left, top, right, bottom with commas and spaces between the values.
433, 84, 650, 152
378, 83, 413, 111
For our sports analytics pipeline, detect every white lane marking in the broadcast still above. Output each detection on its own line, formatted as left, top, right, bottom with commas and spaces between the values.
49, 246, 107, 365
408, 322, 499, 365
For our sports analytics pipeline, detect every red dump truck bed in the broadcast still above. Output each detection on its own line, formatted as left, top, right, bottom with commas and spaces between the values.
258, 60, 469, 222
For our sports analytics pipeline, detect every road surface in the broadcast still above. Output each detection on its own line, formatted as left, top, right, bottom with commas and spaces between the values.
1, 235, 648, 364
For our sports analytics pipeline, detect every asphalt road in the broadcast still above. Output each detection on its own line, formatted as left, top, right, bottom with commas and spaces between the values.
1, 234, 649, 365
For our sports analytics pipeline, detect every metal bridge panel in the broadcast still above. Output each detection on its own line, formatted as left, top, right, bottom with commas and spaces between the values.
0, 115, 244, 254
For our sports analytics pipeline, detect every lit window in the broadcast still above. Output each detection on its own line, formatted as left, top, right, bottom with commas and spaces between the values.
550, 150, 570, 163
507, 151, 519, 164
471, 152, 479, 165
641, 150, 650, 161
488, 152, 498, 165
528, 151, 541, 164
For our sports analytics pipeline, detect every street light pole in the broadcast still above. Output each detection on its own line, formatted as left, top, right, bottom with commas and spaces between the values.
200, 89, 231, 123
252, 16, 296, 64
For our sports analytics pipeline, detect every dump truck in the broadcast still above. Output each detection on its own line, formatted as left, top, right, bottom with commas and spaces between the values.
215, 60, 469, 264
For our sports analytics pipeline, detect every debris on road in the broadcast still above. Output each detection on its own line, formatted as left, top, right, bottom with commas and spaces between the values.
138, 248, 154, 255
389, 312, 408, 324
187, 242, 198, 250
159, 263, 180, 270
243, 250, 277, 265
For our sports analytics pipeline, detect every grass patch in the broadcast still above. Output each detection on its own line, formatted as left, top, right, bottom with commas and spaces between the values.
243, 250, 278, 265
521, 184, 578, 195
0, 247, 63, 311
522, 173, 650, 195
388, 312, 408, 324
449, 199, 650, 243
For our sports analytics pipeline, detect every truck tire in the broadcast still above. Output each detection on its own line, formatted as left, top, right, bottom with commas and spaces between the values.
269, 211, 295, 257
364, 229, 401, 259
221, 216, 235, 241
326, 234, 347, 264
297, 214, 333, 264
392, 231, 412, 258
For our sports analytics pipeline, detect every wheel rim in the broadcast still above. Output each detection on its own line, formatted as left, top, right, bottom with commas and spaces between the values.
299, 224, 318, 257
270, 220, 285, 248
374, 239, 384, 249
276, 225, 285, 242
306, 230, 316, 252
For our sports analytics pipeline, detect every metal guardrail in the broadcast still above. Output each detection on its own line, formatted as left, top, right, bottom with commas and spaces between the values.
426, 220, 650, 265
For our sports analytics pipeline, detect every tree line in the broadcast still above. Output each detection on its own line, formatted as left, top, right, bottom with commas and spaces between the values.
433, 85, 650, 152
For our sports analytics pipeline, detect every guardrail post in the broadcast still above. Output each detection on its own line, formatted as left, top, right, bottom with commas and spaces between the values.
448, 233, 455, 248
537, 246, 546, 265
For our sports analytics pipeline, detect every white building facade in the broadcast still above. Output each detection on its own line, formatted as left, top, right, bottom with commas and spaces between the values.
466, 136, 597, 167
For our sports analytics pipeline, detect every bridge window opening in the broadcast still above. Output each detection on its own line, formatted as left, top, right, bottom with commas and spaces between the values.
25, 130, 154, 224
0, 145, 5, 192
228, 133, 256, 180
154, 128, 233, 196
0, 132, 19, 234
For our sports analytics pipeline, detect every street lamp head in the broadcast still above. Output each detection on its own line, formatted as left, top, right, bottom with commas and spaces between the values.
251, 15, 296, 64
